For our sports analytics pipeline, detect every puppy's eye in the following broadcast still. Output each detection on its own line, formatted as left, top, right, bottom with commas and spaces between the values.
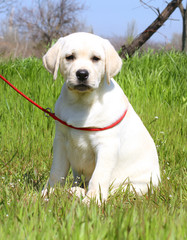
92, 56, 100, 62
66, 55, 75, 61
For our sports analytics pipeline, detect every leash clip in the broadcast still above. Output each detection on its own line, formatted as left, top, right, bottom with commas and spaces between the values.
44, 108, 53, 117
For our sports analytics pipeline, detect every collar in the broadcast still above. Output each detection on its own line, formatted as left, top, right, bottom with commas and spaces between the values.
50, 108, 128, 131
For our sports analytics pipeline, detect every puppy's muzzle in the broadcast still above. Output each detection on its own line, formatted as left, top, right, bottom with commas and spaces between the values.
76, 69, 89, 82
70, 69, 92, 92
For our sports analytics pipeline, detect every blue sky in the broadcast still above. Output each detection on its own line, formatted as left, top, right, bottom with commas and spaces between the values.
3, 0, 187, 43
81, 0, 186, 42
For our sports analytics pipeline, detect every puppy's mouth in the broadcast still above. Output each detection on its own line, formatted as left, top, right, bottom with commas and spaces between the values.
70, 84, 92, 92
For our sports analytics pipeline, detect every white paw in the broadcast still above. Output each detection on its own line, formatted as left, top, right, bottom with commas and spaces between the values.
41, 188, 48, 198
82, 190, 104, 206
69, 187, 86, 198
41, 187, 54, 201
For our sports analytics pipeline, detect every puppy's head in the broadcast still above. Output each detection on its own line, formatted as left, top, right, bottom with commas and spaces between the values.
43, 32, 122, 92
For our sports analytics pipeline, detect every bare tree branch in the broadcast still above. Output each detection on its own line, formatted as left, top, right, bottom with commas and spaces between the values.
0, 0, 16, 13
120, 0, 183, 58
13, 0, 86, 47
178, 2, 185, 17
140, 0, 161, 16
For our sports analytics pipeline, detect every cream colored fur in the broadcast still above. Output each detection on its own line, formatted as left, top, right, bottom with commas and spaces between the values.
42, 32, 160, 203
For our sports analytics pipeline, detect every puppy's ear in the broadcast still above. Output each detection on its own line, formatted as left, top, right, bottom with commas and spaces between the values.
104, 40, 122, 84
43, 38, 64, 80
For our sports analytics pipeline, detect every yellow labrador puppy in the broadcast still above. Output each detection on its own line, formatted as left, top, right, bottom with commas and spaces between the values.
42, 32, 160, 203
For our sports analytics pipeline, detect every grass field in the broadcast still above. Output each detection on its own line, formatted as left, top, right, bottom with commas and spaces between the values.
0, 51, 186, 239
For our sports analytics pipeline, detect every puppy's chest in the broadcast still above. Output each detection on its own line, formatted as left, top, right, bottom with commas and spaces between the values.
65, 131, 95, 170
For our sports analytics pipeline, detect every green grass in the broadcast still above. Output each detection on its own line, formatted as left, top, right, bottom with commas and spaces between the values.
0, 51, 186, 239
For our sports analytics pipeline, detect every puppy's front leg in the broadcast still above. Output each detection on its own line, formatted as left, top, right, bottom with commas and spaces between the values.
84, 142, 118, 204
42, 133, 70, 198
48, 135, 70, 187
42, 135, 69, 197
42, 135, 70, 197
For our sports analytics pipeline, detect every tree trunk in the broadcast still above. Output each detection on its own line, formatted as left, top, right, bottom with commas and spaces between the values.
179, 2, 187, 52
120, 0, 183, 59
185, 5, 187, 52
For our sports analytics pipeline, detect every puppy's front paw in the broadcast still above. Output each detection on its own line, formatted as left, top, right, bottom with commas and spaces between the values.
41, 188, 48, 198
41, 187, 54, 200
82, 190, 102, 205
69, 187, 86, 198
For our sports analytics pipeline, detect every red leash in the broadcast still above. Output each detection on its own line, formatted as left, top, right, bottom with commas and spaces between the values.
0, 74, 127, 131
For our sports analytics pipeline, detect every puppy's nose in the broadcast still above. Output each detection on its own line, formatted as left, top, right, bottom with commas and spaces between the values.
76, 69, 89, 81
